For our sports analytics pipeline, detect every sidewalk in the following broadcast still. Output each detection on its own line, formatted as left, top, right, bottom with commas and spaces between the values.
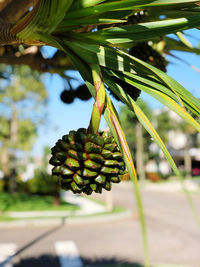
7, 192, 106, 219
141, 178, 200, 193
0, 191, 132, 228
2, 178, 197, 228
62, 191, 106, 216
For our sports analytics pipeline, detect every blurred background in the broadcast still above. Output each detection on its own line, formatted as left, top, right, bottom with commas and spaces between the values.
0, 28, 200, 267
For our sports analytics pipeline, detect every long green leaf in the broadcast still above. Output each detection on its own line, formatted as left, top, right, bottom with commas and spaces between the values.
15, 0, 74, 42
57, 18, 125, 31
65, 0, 198, 19
84, 15, 200, 44
56, 38, 150, 266
165, 37, 200, 54
111, 69, 200, 117
70, 0, 106, 10
109, 70, 200, 131
65, 41, 200, 117
102, 70, 200, 227
103, 92, 150, 267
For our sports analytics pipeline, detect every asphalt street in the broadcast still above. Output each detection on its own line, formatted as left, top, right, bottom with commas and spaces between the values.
0, 182, 200, 267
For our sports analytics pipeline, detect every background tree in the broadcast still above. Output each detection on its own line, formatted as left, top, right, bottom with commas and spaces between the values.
152, 109, 176, 174
120, 100, 153, 180
0, 65, 47, 192
27, 170, 61, 206
155, 110, 175, 144
178, 120, 198, 177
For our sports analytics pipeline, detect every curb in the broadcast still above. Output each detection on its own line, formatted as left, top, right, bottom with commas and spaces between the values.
0, 210, 133, 228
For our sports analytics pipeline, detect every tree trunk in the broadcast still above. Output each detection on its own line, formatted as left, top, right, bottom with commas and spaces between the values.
9, 102, 18, 193
53, 194, 60, 206
0, 144, 10, 191
136, 122, 146, 181
184, 133, 192, 178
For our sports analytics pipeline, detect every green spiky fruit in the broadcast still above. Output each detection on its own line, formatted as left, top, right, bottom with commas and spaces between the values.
75, 84, 92, 101
49, 128, 126, 195
60, 90, 75, 104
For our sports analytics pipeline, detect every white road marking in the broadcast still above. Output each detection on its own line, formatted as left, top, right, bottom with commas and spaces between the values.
55, 241, 83, 267
0, 243, 17, 267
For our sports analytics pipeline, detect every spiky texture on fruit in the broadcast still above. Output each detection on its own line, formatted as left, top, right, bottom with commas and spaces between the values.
60, 90, 75, 104
75, 84, 92, 101
49, 128, 126, 195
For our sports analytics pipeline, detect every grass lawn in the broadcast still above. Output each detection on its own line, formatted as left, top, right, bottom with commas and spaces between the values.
0, 192, 79, 212
0, 192, 128, 222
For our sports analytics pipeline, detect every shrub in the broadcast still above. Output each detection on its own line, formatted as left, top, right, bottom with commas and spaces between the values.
28, 170, 60, 196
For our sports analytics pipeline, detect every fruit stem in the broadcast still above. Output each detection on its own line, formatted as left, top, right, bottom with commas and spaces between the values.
88, 64, 106, 134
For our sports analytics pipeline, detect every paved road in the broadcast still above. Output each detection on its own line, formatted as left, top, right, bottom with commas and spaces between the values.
0, 182, 200, 267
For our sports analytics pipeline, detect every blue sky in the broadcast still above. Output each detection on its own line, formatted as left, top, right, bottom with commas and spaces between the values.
32, 29, 200, 156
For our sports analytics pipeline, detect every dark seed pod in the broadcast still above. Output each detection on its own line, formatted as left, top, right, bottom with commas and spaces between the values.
129, 42, 168, 72
108, 42, 167, 102
98, 11, 148, 30
75, 84, 92, 101
107, 77, 141, 102
60, 90, 75, 104
126, 11, 148, 25
50, 128, 126, 195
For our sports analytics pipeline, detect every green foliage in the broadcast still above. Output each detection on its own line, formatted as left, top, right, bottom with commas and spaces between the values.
155, 110, 176, 143
17, 120, 37, 151
27, 170, 60, 196
0, 116, 10, 139
119, 99, 152, 154
0, 180, 4, 192
120, 99, 153, 132
0, 192, 77, 212
0, 65, 47, 110
0, 65, 47, 192
0, 65, 47, 152
0, 117, 37, 151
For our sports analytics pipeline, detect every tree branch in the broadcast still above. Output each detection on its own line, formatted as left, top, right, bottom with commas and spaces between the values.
0, 0, 38, 46
0, 0, 36, 23
0, 48, 75, 74
0, 19, 17, 46
0, 0, 12, 12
